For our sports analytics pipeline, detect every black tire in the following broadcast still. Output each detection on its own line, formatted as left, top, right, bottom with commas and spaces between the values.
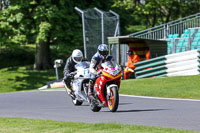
107, 85, 119, 112
90, 100, 101, 112
72, 99, 83, 106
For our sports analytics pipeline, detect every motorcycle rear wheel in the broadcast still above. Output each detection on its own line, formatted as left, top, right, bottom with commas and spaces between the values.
90, 100, 101, 112
107, 85, 119, 112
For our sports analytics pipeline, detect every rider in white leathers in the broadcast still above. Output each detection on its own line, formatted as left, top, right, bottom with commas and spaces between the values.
63, 49, 84, 94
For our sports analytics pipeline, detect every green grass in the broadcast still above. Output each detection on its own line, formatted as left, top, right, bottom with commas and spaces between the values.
1, 66, 200, 100
119, 75, 200, 99
0, 66, 63, 92
0, 118, 198, 133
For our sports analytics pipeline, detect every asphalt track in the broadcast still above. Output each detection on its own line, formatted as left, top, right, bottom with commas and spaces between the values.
0, 91, 200, 132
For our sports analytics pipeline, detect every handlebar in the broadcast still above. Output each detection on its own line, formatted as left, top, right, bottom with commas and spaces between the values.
69, 71, 77, 76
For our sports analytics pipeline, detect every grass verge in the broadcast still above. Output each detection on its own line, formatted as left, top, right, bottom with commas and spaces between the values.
119, 75, 200, 99
1, 66, 200, 99
0, 118, 198, 133
0, 66, 63, 92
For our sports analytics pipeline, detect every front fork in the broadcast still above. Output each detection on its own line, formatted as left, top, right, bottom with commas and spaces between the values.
83, 84, 90, 103
106, 84, 118, 100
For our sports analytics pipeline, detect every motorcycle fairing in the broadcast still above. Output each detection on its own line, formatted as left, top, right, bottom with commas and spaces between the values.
95, 75, 108, 107
102, 71, 122, 79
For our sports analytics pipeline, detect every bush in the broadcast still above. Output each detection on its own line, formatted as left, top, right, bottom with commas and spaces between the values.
0, 45, 35, 68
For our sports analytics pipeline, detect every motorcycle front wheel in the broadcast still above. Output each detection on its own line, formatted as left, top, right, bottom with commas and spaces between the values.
64, 84, 83, 106
72, 99, 83, 106
107, 85, 119, 112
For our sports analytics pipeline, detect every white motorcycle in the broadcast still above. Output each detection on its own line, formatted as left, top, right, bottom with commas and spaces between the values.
64, 61, 90, 106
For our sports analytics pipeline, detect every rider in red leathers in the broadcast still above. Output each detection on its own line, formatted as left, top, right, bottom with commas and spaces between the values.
88, 44, 114, 97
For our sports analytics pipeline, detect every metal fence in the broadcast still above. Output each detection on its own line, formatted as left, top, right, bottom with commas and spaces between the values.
129, 13, 200, 40
0, 0, 10, 10
75, 7, 120, 60
135, 50, 200, 78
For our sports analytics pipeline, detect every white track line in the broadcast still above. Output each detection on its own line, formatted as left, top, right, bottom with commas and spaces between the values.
120, 94, 200, 102
41, 89, 65, 92
40, 89, 200, 102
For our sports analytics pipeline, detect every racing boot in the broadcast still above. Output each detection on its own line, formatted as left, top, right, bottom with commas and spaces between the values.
64, 84, 72, 95
88, 80, 94, 98
63, 80, 72, 95
66, 87, 72, 95
64, 84, 76, 99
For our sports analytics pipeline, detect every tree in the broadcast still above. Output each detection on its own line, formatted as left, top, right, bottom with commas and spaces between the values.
0, 0, 115, 70
34, 22, 51, 69
112, 0, 200, 28
1, 0, 83, 70
0, 5, 26, 48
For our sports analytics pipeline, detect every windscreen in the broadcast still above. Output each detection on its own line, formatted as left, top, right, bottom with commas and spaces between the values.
102, 61, 116, 68
75, 61, 90, 69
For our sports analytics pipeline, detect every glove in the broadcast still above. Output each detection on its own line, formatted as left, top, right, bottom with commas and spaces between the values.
126, 67, 134, 72
97, 70, 102, 76
69, 71, 77, 76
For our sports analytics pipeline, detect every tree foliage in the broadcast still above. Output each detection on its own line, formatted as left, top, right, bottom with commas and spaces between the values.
0, 0, 114, 69
0, 0, 199, 69
112, 0, 200, 28
0, 5, 26, 47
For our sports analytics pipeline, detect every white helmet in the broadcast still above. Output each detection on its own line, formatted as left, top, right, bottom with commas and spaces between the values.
72, 49, 83, 63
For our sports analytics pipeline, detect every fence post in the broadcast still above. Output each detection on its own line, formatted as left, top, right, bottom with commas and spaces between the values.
164, 23, 168, 39
188, 32, 191, 50
75, 7, 87, 58
94, 7, 104, 44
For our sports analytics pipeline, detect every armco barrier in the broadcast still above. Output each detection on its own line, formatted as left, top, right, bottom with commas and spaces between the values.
135, 50, 200, 79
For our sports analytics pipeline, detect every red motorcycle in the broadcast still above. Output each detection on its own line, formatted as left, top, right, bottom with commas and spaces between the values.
90, 61, 122, 112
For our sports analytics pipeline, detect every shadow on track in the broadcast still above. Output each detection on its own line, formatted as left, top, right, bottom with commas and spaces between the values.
119, 102, 133, 106
102, 108, 169, 113
116, 109, 168, 113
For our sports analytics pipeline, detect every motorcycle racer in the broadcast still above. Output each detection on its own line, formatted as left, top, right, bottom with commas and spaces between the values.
88, 44, 114, 97
63, 49, 86, 94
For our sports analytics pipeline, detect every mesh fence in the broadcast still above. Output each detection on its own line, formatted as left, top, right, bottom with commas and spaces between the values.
0, 0, 10, 10
80, 8, 119, 60
103, 11, 119, 62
